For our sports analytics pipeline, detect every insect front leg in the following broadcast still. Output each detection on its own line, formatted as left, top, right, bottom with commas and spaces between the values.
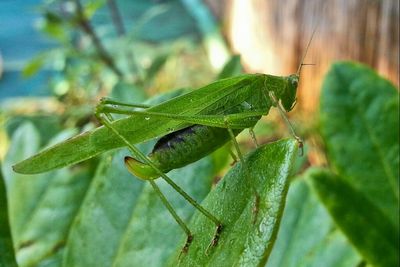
268, 91, 304, 156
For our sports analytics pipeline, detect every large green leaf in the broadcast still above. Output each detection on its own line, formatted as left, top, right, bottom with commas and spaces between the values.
320, 61, 399, 226
308, 168, 399, 267
167, 139, 297, 266
267, 176, 361, 267
0, 162, 18, 267
2, 123, 92, 267
3, 123, 47, 244
63, 145, 217, 267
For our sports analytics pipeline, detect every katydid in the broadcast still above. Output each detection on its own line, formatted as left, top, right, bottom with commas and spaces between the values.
92, 71, 301, 252
12, 32, 314, 253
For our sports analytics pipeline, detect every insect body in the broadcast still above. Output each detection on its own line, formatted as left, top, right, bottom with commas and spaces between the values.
125, 125, 243, 180
124, 73, 300, 180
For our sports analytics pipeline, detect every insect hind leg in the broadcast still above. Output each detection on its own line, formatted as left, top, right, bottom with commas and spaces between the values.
95, 106, 224, 253
94, 109, 194, 253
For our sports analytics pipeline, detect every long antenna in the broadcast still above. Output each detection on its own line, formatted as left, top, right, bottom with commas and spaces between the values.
296, 26, 318, 76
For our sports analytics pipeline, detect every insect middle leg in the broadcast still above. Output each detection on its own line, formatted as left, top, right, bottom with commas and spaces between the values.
224, 117, 262, 224
224, 117, 245, 163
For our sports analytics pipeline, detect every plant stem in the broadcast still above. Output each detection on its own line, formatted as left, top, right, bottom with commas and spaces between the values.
106, 0, 125, 35
106, 0, 142, 83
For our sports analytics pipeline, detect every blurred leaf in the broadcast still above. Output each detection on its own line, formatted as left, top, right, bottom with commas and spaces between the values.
132, 2, 199, 42
180, 0, 229, 69
145, 54, 169, 83
320, 61, 399, 226
267, 176, 361, 267
44, 10, 63, 24
308, 168, 399, 267
145, 87, 187, 105
2, 123, 44, 241
5, 115, 62, 147
168, 139, 297, 266
22, 55, 46, 78
217, 55, 242, 79
2, 123, 92, 267
0, 162, 18, 267
84, 0, 106, 19
110, 81, 147, 103
41, 11, 67, 42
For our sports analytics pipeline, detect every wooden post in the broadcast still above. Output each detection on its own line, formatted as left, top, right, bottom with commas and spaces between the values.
223, 0, 399, 113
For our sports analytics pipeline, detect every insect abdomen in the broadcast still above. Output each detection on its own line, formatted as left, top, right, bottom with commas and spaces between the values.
125, 125, 242, 180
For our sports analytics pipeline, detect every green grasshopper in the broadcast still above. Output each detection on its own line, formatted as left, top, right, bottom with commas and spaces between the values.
13, 33, 314, 252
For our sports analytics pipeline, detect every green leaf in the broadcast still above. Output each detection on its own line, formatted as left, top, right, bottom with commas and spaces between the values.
168, 139, 297, 266
110, 81, 147, 104
22, 55, 46, 78
41, 11, 67, 42
13, 74, 265, 174
308, 168, 399, 267
5, 115, 62, 147
217, 55, 242, 79
83, 0, 105, 19
63, 147, 216, 266
2, 123, 92, 266
145, 54, 169, 82
0, 162, 18, 267
267, 176, 361, 267
320, 61, 399, 226
3, 123, 44, 242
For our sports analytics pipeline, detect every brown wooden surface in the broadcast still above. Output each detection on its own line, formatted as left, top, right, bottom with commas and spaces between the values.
209, 0, 399, 114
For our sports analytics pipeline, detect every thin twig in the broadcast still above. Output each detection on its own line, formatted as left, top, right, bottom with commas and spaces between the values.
75, 0, 123, 77
106, 0, 142, 83
107, 0, 125, 35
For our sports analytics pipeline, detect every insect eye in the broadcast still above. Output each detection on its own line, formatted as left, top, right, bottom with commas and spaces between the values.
291, 79, 298, 87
